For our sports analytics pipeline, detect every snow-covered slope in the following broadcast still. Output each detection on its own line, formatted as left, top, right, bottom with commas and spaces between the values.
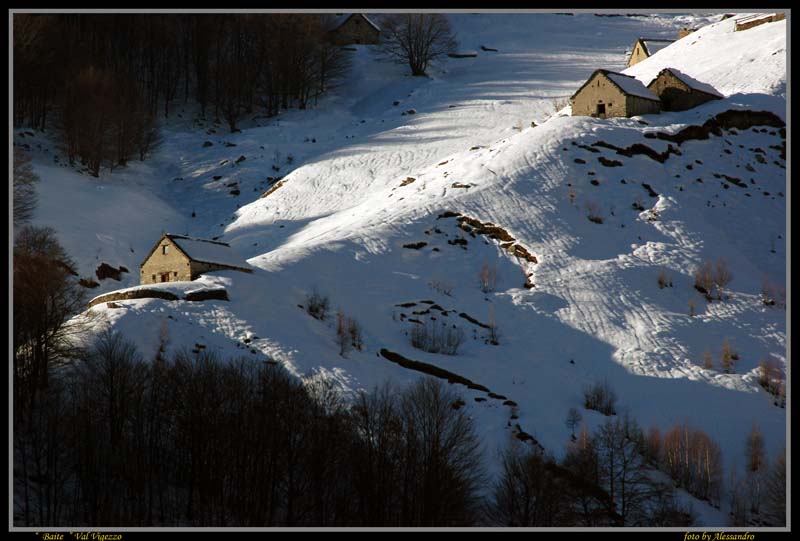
20, 13, 786, 526
624, 14, 786, 96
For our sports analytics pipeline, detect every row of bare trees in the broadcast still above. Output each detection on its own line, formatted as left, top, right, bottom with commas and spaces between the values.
13, 14, 351, 175
14, 325, 487, 526
13, 149, 40, 226
491, 410, 786, 528
488, 414, 693, 527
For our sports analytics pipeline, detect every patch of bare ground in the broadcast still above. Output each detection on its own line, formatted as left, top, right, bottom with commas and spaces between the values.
95, 262, 128, 281
379, 348, 490, 392
260, 179, 287, 199
644, 109, 784, 145
592, 140, 680, 163
458, 312, 491, 329
641, 183, 659, 198
597, 156, 623, 167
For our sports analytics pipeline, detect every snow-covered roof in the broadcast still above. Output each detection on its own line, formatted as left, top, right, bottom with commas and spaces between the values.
604, 71, 661, 101
331, 13, 381, 33
653, 67, 724, 97
167, 235, 251, 270
640, 38, 674, 56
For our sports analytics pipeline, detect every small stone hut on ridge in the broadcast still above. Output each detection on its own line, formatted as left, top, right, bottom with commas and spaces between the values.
140, 234, 252, 285
626, 38, 675, 67
570, 69, 661, 118
734, 13, 785, 32
328, 14, 381, 46
646, 67, 723, 111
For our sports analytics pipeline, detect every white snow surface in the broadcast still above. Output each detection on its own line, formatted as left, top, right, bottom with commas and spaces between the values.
168, 235, 251, 270
624, 14, 787, 97
20, 13, 787, 526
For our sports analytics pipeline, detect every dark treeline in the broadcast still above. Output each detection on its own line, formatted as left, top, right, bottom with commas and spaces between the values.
13, 13, 350, 175
13, 331, 789, 527
14, 330, 487, 527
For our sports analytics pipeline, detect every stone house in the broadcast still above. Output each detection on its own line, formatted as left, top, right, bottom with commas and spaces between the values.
677, 27, 698, 39
140, 234, 252, 285
734, 13, 785, 32
646, 68, 723, 111
570, 69, 661, 118
328, 14, 381, 46
626, 38, 675, 67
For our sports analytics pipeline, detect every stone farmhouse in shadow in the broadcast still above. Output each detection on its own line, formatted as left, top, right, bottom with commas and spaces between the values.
328, 14, 381, 46
646, 67, 723, 111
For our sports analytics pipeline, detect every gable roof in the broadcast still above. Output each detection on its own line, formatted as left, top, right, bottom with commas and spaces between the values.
141, 233, 251, 271
330, 13, 381, 33
571, 69, 660, 102
648, 67, 724, 98
637, 38, 675, 56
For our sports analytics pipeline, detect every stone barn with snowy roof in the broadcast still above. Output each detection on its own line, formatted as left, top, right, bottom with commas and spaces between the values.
626, 38, 675, 67
646, 67, 723, 112
570, 69, 661, 118
140, 234, 252, 285
328, 14, 381, 45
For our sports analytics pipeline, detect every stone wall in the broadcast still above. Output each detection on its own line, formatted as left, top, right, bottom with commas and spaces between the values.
626, 95, 662, 116
189, 260, 252, 280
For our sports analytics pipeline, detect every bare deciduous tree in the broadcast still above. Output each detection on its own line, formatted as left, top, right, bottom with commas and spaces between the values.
565, 408, 582, 439
762, 448, 786, 526
13, 148, 39, 226
377, 14, 458, 76
662, 423, 722, 505
702, 350, 714, 370
13, 225, 87, 398
583, 380, 617, 416
486, 306, 501, 345
720, 339, 736, 373
693, 259, 716, 298
713, 258, 733, 300
478, 262, 498, 293
584, 200, 604, 224
744, 424, 766, 516
487, 444, 565, 526
410, 319, 465, 355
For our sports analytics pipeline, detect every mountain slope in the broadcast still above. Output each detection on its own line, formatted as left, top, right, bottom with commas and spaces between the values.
20, 12, 786, 526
